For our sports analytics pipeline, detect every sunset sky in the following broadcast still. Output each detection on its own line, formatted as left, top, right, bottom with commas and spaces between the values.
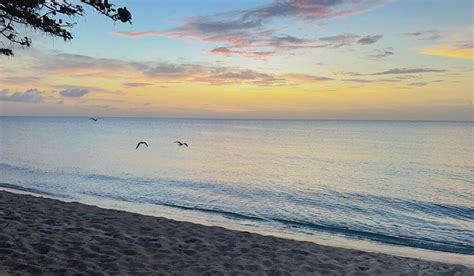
0, 0, 472, 120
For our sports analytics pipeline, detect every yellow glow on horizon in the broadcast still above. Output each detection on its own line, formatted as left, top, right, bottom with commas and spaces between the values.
1, 49, 472, 120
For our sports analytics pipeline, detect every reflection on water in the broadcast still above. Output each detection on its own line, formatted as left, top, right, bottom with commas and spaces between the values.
0, 117, 473, 258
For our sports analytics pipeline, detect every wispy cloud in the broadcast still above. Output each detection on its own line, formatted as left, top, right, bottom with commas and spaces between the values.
357, 35, 384, 45
210, 47, 274, 58
408, 82, 428, 87
0, 76, 41, 85
122, 82, 153, 88
114, 30, 383, 57
0, 88, 45, 103
16, 51, 353, 89
286, 74, 334, 82
59, 88, 90, 98
367, 47, 394, 60
343, 78, 374, 83
51, 84, 106, 91
112, 0, 387, 58
142, 63, 204, 78
338, 67, 448, 82
402, 29, 441, 40
29, 53, 131, 78
242, 0, 386, 21
319, 34, 383, 48
115, 0, 386, 36
194, 69, 285, 86
112, 31, 164, 37
369, 68, 447, 76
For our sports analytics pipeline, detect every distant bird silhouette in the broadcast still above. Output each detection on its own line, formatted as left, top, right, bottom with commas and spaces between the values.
174, 141, 188, 147
89, 117, 99, 121
136, 142, 148, 149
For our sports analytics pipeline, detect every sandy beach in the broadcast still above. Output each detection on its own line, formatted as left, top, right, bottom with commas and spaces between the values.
0, 191, 471, 275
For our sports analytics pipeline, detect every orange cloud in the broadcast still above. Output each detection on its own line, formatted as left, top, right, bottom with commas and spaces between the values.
421, 47, 473, 59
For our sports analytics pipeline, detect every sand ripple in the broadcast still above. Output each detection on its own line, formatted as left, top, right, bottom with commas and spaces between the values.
0, 191, 472, 275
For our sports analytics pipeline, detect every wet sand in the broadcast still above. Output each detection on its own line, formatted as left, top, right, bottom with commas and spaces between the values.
0, 191, 472, 275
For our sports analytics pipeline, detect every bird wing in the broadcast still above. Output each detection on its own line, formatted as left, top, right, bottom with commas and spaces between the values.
183, 143, 188, 147
135, 143, 140, 149
144, 142, 148, 147
173, 141, 180, 143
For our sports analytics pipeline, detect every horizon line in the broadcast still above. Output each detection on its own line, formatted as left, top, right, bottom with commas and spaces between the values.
0, 115, 473, 123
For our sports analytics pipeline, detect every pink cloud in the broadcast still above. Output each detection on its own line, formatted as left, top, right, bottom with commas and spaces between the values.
210, 47, 274, 58
111, 1, 387, 59
113, 31, 166, 37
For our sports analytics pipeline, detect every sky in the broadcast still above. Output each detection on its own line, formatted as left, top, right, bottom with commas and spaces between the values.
0, 0, 473, 120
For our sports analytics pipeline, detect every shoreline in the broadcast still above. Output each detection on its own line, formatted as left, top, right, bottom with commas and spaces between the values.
1, 190, 472, 274
2, 184, 472, 267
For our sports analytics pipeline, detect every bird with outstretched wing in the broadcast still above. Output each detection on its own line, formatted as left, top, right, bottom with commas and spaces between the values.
136, 142, 148, 149
174, 141, 188, 147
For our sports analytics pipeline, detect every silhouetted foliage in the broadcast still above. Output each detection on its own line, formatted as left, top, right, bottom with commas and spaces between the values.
0, 0, 132, 56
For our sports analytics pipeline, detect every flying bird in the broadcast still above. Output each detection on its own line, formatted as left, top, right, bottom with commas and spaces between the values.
174, 141, 188, 147
89, 117, 99, 121
136, 142, 148, 149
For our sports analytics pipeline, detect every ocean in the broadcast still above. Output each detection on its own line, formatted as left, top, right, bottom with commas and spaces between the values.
0, 117, 472, 260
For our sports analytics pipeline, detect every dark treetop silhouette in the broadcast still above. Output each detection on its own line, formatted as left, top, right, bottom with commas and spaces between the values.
136, 142, 148, 150
0, 0, 132, 56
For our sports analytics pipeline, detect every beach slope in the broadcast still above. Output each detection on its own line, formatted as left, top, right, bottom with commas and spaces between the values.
0, 191, 472, 275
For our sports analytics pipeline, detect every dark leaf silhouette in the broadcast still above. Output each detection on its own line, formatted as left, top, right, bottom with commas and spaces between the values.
0, 0, 132, 56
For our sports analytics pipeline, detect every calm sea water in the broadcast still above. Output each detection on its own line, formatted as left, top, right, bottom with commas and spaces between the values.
0, 117, 473, 257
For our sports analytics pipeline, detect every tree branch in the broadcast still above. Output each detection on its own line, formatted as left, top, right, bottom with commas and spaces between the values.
0, 0, 132, 56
